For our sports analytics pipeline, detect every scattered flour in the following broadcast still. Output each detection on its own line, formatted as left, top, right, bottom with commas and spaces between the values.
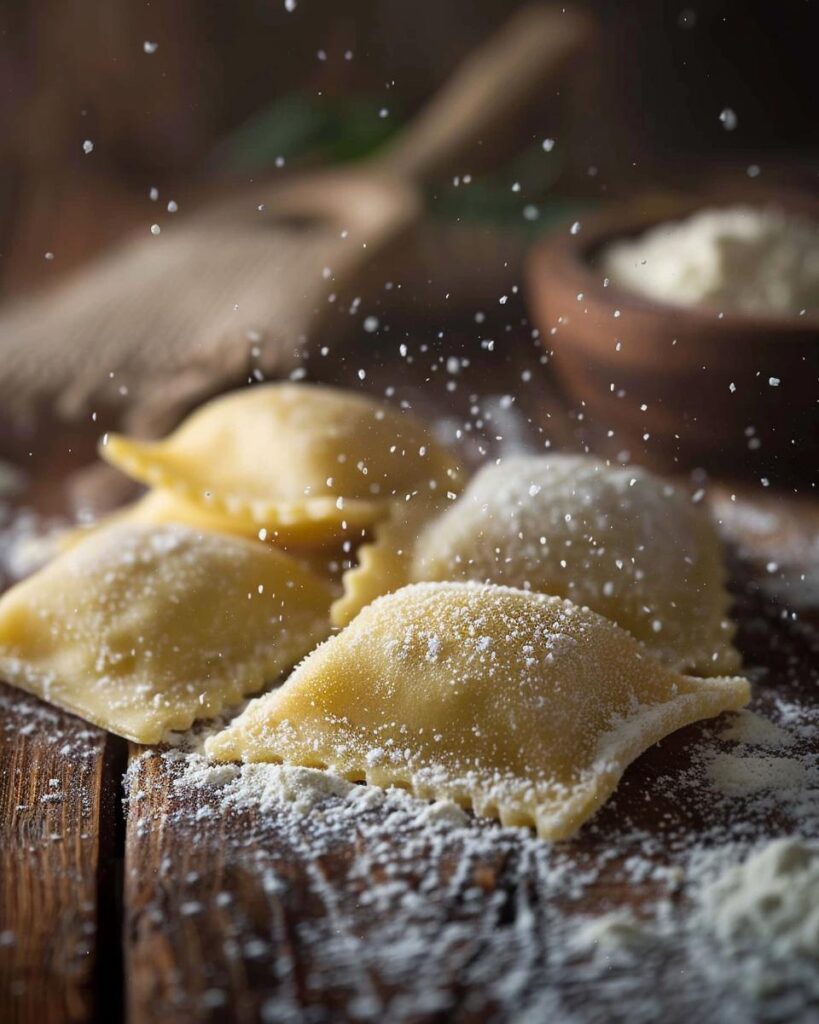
568, 909, 656, 958
720, 709, 795, 749
696, 838, 819, 1003
0, 505, 65, 581
174, 753, 470, 828
565, 839, 819, 1015
699, 838, 819, 965
707, 752, 814, 798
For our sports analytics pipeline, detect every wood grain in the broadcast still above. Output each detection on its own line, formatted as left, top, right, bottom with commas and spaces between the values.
0, 685, 125, 1024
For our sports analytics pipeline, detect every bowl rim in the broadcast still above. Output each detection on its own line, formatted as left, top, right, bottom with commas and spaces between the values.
528, 190, 819, 335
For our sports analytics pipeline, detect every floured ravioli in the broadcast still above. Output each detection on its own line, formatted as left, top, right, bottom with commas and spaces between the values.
206, 582, 749, 840
330, 495, 444, 627
57, 489, 351, 583
0, 523, 334, 743
100, 383, 462, 544
60, 489, 259, 549
413, 455, 739, 675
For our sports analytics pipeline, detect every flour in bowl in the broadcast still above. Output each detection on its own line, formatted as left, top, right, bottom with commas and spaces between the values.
600, 205, 819, 316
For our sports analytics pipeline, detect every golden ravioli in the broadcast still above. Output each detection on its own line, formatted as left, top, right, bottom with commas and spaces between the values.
0, 523, 334, 743
206, 582, 750, 840
330, 495, 444, 627
100, 383, 462, 544
58, 489, 349, 583
413, 455, 739, 676
60, 489, 258, 549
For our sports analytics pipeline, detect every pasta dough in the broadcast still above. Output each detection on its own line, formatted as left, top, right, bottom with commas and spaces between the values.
60, 489, 261, 548
0, 523, 334, 743
100, 383, 462, 544
206, 581, 750, 840
57, 489, 349, 583
330, 495, 444, 627
413, 455, 739, 676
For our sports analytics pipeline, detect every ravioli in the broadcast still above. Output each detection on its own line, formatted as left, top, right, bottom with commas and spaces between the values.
100, 383, 462, 544
206, 582, 750, 840
58, 489, 351, 583
61, 489, 259, 549
330, 495, 444, 627
0, 523, 334, 743
413, 455, 739, 676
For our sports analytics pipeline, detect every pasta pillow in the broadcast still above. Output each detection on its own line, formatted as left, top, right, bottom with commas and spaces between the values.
56, 489, 347, 582
330, 494, 443, 627
412, 455, 739, 676
206, 582, 750, 841
59, 489, 261, 550
0, 523, 334, 743
100, 383, 463, 545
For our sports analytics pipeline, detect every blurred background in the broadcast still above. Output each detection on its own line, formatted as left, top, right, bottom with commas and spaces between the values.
2, 0, 816, 296
0, 0, 816, 490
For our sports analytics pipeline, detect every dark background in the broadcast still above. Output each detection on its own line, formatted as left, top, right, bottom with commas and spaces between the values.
0, 0, 816, 298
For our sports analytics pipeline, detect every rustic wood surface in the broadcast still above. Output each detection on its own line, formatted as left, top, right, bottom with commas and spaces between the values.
0, 684, 126, 1024
0, 324, 817, 1023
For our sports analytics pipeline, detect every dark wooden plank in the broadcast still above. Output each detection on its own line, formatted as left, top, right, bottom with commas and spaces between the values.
0, 684, 125, 1024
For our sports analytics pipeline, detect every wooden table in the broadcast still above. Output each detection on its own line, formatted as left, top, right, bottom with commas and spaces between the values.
1, 323, 817, 1023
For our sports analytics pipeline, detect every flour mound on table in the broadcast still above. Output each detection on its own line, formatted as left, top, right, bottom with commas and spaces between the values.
175, 753, 469, 827
700, 838, 819, 958
568, 909, 657, 959
719, 709, 795, 749
0, 506, 65, 581
707, 751, 815, 797
697, 838, 819, 998
562, 839, 819, 1011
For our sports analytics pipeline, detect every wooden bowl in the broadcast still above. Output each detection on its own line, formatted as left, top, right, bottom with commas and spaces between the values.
526, 192, 819, 482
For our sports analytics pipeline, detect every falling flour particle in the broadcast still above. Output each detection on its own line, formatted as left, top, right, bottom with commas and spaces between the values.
82, 139, 94, 155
